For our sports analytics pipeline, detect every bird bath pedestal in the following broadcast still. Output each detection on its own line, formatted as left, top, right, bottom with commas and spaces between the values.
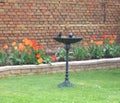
53, 35, 82, 88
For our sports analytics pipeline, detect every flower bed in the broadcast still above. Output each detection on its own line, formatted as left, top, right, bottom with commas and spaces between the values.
0, 38, 54, 66
0, 34, 120, 78
0, 57, 120, 78
55, 34, 120, 61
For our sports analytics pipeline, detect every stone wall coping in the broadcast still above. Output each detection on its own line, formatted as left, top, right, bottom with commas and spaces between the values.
0, 57, 120, 72
68, 57, 120, 65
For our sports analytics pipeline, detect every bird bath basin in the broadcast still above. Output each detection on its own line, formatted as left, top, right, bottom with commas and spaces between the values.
53, 37, 82, 45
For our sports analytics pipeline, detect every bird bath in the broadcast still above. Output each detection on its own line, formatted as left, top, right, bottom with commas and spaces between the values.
53, 33, 82, 87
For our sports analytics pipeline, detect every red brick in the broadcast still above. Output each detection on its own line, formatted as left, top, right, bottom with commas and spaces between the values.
0, 0, 119, 53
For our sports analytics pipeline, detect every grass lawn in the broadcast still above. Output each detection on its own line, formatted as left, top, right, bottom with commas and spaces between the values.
0, 69, 120, 103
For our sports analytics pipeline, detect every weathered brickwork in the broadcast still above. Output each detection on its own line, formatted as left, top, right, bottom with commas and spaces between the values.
0, 0, 120, 52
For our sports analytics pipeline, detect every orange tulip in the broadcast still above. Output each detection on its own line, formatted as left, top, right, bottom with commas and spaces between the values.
19, 43, 25, 51
109, 40, 114, 44
91, 36, 95, 40
12, 42, 16, 46
37, 58, 43, 63
90, 40, 94, 43
39, 45, 44, 49
3, 44, 8, 50
102, 34, 107, 39
27, 50, 31, 55
113, 34, 117, 39
83, 42, 88, 46
23, 38, 30, 46
109, 35, 113, 39
22, 38, 27, 43
96, 41, 103, 45
36, 53, 41, 58
33, 46, 39, 51
22, 38, 28, 43
31, 40, 37, 47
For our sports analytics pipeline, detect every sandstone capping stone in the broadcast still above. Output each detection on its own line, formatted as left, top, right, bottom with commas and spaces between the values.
0, 57, 120, 78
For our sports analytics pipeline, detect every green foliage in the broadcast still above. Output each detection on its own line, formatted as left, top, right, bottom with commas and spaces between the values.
9, 49, 24, 65
73, 46, 88, 60
55, 42, 120, 61
88, 44, 104, 59
0, 50, 7, 66
55, 48, 66, 61
103, 42, 120, 58
41, 52, 52, 64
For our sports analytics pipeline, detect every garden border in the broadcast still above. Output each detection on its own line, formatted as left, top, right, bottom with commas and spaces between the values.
0, 57, 120, 78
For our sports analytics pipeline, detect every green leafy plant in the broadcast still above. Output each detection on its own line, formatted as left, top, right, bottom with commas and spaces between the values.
9, 49, 24, 65
0, 50, 7, 66
88, 34, 120, 59
55, 48, 66, 61
88, 44, 104, 59
55, 47, 77, 61
103, 40, 120, 58
73, 45, 88, 60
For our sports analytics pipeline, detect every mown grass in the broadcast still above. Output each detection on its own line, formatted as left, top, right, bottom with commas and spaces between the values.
0, 69, 120, 103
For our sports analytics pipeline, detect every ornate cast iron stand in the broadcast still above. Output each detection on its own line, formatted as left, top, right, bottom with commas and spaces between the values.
53, 33, 82, 87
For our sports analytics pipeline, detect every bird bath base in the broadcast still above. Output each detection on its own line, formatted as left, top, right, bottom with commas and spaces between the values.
58, 80, 74, 88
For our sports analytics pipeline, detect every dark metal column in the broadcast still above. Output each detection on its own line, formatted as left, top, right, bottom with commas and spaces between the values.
65, 45, 70, 81
58, 44, 74, 88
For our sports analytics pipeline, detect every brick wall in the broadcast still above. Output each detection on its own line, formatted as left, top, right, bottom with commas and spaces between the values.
0, 0, 120, 53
